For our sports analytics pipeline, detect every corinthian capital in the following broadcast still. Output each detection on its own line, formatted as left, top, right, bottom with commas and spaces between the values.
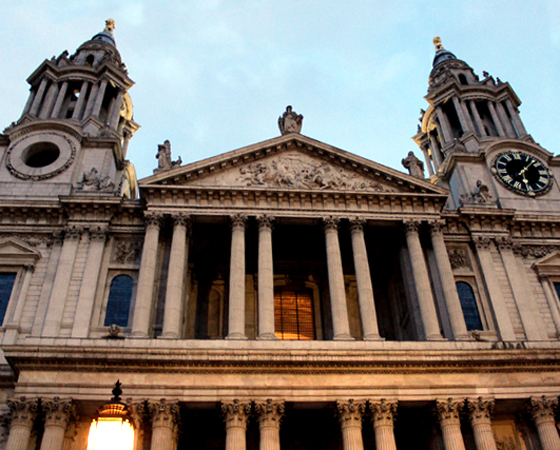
170, 212, 191, 228
403, 219, 421, 234
42, 398, 76, 428
435, 398, 464, 423
6, 397, 39, 428
349, 217, 366, 233
147, 399, 181, 430
221, 400, 251, 429
230, 214, 248, 230
336, 399, 366, 427
322, 216, 340, 231
255, 399, 284, 428
369, 399, 398, 427
466, 397, 494, 424
528, 396, 558, 424
144, 211, 164, 228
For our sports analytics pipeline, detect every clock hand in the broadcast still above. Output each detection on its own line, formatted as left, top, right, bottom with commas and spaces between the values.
519, 160, 534, 176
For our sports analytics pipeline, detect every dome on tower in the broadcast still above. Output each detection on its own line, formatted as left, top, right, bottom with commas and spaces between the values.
432, 37, 457, 68
72, 19, 122, 67
91, 18, 117, 47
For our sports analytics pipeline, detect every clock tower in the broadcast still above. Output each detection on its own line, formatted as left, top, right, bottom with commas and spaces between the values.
413, 37, 560, 213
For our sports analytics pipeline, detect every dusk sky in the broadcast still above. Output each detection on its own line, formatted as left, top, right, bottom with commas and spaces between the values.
1, 1, 559, 180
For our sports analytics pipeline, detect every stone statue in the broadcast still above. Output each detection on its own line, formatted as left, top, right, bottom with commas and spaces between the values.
78, 167, 115, 192
278, 106, 303, 135
155, 140, 182, 173
472, 180, 492, 203
401, 151, 425, 179
105, 19, 115, 35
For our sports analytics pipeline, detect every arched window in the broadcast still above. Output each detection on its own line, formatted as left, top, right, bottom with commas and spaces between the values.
458, 74, 468, 85
456, 281, 483, 331
274, 290, 315, 340
104, 275, 134, 327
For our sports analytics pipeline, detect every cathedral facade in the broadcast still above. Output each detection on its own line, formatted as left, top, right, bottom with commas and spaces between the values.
0, 21, 558, 450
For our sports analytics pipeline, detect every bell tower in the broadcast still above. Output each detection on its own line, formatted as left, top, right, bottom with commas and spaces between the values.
412, 37, 558, 212
0, 19, 139, 199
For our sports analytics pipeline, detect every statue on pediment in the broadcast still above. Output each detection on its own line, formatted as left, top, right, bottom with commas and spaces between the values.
155, 140, 182, 174
278, 106, 303, 135
401, 151, 425, 179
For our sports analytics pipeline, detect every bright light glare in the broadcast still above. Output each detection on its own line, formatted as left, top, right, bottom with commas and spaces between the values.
87, 418, 134, 450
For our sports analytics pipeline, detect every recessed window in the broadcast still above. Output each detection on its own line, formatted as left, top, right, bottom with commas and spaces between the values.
0, 273, 16, 326
104, 275, 134, 327
274, 290, 315, 340
22, 142, 60, 168
456, 281, 483, 331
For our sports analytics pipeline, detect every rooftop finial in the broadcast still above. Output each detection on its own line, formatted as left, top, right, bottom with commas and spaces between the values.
104, 18, 115, 35
433, 36, 444, 52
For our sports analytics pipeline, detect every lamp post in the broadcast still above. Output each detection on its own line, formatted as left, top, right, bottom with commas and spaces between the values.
87, 381, 135, 450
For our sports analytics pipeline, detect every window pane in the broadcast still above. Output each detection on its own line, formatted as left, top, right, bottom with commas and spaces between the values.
0, 273, 16, 326
274, 290, 315, 340
554, 282, 560, 302
456, 281, 483, 331
104, 275, 134, 327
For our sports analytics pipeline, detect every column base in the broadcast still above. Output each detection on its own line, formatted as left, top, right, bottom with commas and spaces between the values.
426, 334, 446, 341
257, 333, 278, 340
225, 333, 248, 340
363, 334, 384, 341
333, 333, 355, 341
129, 331, 149, 338
159, 332, 179, 339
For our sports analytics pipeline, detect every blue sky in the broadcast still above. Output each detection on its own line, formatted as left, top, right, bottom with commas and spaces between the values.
1, 1, 559, 179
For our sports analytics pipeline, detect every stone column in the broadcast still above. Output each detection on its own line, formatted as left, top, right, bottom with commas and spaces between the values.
130, 212, 163, 338
91, 79, 108, 118
323, 217, 353, 340
39, 398, 75, 450
3, 265, 34, 344
349, 218, 381, 340
472, 237, 516, 341
227, 214, 248, 340
222, 400, 251, 450
469, 101, 487, 137
83, 83, 99, 118
42, 226, 82, 337
255, 400, 284, 450
429, 133, 443, 169
161, 213, 190, 339
38, 83, 59, 119
435, 398, 466, 450
337, 399, 366, 450
403, 220, 442, 340
71, 227, 107, 338
495, 102, 516, 137
505, 99, 527, 136
51, 82, 68, 119
421, 145, 435, 176
29, 78, 49, 116
370, 399, 398, 450
22, 89, 36, 116
452, 97, 471, 134
61, 422, 77, 450
148, 400, 180, 450
5, 397, 38, 450
109, 90, 125, 128
466, 397, 497, 450
257, 215, 276, 340
436, 106, 453, 144
538, 276, 560, 338
429, 222, 469, 340
529, 396, 560, 450
487, 102, 505, 137
72, 81, 89, 120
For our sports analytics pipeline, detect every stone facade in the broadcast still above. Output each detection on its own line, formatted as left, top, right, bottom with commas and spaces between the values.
0, 25, 557, 450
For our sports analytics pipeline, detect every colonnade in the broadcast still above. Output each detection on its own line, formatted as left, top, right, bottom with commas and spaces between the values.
5, 396, 559, 450
129, 211, 468, 341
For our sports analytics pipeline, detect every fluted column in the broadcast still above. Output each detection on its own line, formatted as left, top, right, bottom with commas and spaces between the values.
469, 101, 487, 137
227, 214, 248, 339
466, 398, 497, 450
130, 212, 163, 338
148, 400, 180, 450
51, 82, 68, 119
222, 400, 251, 450
337, 400, 365, 450
40, 398, 75, 450
257, 215, 276, 340
529, 396, 560, 450
5, 397, 38, 450
323, 217, 353, 340
161, 213, 190, 339
349, 218, 381, 340
404, 220, 442, 340
429, 222, 469, 340
255, 400, 284, 450
435, 398, 466, 450
370, 399, 398, 450
72, 227, 107, 338
538, 276, 560, 338
29, 78, 49, 116
91, 79, 108, 118
487, 102, 505, 137
43, 226, 83, 337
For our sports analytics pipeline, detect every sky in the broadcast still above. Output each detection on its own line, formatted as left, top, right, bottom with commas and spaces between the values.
1, 1, 560, 180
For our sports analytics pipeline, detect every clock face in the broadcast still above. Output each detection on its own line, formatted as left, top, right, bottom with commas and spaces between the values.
493, 151, 551, 196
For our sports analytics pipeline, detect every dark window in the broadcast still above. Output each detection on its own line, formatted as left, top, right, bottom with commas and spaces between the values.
554, 283, 560, 301
104, 275, 134, 327
274, 290, 315, 340
456, 281, 483, 331
458, 74, 468, 85
0, 273, 16, 325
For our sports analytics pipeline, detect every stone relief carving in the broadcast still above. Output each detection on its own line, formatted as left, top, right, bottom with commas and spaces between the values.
460, 180, 493, 205
77, 167, 115, 192
448, 249, 469, 269
154, 140, 182, 173
278, 106, 303, 135
113, 240, 142, 264
513, 245, 560, 259
401, 151, 425, 179
236, 154, 391, 192
495, 437, 519, 450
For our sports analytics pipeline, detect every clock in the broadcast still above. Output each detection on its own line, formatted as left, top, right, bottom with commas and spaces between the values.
493, 151, 552, 196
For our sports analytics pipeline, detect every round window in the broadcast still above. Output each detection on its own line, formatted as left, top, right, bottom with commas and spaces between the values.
22, 142, 60, 168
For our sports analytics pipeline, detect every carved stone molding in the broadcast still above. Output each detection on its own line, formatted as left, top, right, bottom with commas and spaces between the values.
322, 216, 340, 231
64, 225, 83, 240
144, 211, 164, 228
495, 236, 514, 251
448, 249, 469, 270
256, 215, 275, 230
42, 398, 75, 428
349, 217, 366, 233
221, 400, 251, 429
230, 214, 248, 230
6, 397, 39, 428
466, 397, 495, 424
89, 226, 108, 241
515, 245, 560, 259
435, 398, 463, 423
147, 399, 181, 430
336, 399, 365, 428
528, 396, 558, 425
254, 399, 284, 429
369, 399, 398, 427
112, 240, 142, 264
403, 219, 421, 234
170, 212, 191, 228
473, 236, 492, 250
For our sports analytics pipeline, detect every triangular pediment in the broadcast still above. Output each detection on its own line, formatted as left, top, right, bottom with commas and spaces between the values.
532, 251, 560, 275
139, 134, 447, 196
0, 238, 42, 266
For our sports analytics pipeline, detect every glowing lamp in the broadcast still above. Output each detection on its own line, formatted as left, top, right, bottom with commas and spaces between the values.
87, 380, 134, 450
